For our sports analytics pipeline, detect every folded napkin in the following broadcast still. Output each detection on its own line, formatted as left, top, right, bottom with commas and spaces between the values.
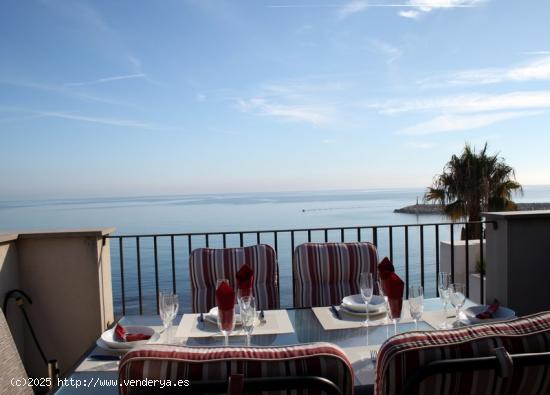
114, 323, 151, 342
476, 299, 500, 319
236, 263, 254, 297
378, 257, 404, 319
216, 281, 236, 331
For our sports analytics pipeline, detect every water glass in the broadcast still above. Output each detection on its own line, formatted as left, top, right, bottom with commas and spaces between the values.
377, 281, 402, 336
449, 283, 466, 326
408, 285, 424, 330
438, 272, 451, 328
159, 292, 179, 342
360, 272, 374, 327
217, 305, 236, 346
240, 296, 256, 346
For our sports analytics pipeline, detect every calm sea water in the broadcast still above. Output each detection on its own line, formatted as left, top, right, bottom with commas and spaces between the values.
2, 186, 549, 315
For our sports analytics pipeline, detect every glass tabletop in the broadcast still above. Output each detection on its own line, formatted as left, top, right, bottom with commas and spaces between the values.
54, 298, 475, 394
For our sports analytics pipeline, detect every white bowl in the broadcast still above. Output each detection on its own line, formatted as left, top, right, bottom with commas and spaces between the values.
100, 326, 158, 349
459, 305, 516, 325
341, 294, 386, 313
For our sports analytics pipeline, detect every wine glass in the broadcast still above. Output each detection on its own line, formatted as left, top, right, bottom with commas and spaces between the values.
449, 283, 466, 327
408, 285, 424, 330
159, 292, 179, 342
360, 272, 374, 327
438, 272, 451, 329
240, 296, 256, 346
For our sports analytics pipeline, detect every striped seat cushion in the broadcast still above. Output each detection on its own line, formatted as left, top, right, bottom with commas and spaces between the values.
118, 342, 354, 395
293, 242, 379, 308
375, 311, 550, 395
189, 244, 279, 313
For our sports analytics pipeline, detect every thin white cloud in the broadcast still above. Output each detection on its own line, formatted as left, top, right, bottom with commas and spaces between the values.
369, 39, 402, 63
399, 10, 421, 18
0, 105, 162, 130
399, 111, 542, 135
339, 1, 369, 18
0, 79, 130, 106
524, 51, 550, 56
399, 0, 486, 18
370, 91, 550, 114
423, 55, 550, 86
65, 73, 146, 87
274, 1, 484, 18
238, 98, 330, 125
36, 111, 158, 129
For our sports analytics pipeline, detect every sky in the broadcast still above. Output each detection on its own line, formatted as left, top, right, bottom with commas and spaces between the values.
1, 0, 550, 199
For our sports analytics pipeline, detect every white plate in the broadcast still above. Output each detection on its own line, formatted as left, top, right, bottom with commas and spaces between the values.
207, 305, 242, 325
341, 294, 386, 313
96, 338, 128, 354
100, 326, 158, 350
459, 305, 516, 325
339, 304, 388, 317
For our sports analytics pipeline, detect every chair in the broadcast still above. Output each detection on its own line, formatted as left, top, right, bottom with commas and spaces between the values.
375, 311, 550, 395
118, 342, 354, 395
0, 308, 33, 395
292, 242, 379, 308
189, 244, 279, 313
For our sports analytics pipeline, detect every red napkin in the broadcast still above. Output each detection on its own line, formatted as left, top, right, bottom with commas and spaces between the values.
216, 281, 235, 331
476, 299, 500, 319
114, 323, 151, 342
236, 263, 254, 297
378, 257, 404, 319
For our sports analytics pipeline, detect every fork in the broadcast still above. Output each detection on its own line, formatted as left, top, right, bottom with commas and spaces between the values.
370, 350, 378, 362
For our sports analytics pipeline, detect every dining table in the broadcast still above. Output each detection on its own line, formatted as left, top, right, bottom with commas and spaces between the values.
52, 297, 478, 395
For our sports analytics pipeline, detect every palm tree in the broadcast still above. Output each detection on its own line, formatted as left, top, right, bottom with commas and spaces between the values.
425, 143, 522, 239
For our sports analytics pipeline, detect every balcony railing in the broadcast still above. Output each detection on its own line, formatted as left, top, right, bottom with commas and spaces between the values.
106, 220, 492, 316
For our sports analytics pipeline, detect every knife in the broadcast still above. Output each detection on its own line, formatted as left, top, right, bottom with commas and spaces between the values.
89, 355, 121, 361
331, 305, 342, 320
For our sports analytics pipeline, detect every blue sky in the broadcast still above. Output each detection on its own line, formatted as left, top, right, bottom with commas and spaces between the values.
1, 0, 550, 199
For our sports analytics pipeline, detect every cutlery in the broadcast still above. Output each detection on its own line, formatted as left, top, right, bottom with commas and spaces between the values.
331, 305, 342, 320
198, 312, 204, 328
89, 355, 121, 361
370, 350, 378, 361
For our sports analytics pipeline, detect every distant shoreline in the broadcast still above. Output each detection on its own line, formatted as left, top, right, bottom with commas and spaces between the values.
394, 203, 550, 214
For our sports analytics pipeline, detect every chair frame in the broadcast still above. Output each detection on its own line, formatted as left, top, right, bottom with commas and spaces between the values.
401, 349, 550, 395
127, 375, 343, 395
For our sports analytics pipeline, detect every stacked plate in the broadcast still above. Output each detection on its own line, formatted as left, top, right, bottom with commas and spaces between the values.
340, 294, 387, 316
96, 326, 159, 353
458, 305, 516, 325
205, 305, 243, 326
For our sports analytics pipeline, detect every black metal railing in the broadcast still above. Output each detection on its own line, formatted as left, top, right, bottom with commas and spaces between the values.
106, 220, 493, 316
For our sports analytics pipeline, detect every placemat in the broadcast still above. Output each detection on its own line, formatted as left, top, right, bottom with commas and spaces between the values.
312, 301, 415, 330
176, 309, 294, 338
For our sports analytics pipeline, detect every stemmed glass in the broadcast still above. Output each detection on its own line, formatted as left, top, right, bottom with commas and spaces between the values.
240, 296, 256, 346
438, 272, 451, 329
449, 283, 466, 327
216, 279, 236, 346
378, 281, 402, 336
360, 272, 374, 327
408, 286, 424, 330
159, 292, 179, 342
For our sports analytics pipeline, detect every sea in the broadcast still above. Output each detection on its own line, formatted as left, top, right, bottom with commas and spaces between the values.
2, 186, 549, 315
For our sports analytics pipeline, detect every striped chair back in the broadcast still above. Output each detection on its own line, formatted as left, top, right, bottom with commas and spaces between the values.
292, 242, 379, 308
375, 311, 550, 395
189, 244, 279, 313
119, 342, 354, 395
